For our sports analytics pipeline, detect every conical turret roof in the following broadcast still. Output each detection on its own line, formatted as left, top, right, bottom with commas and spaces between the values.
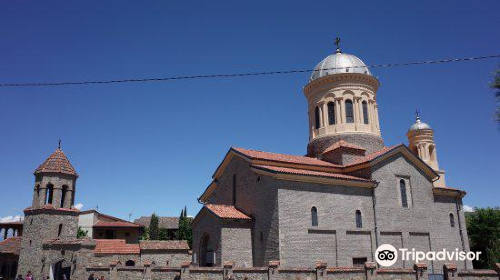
34, 148, 78, 177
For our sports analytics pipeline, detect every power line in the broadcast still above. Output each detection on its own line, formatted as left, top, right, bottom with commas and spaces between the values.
0, 54, 499, 88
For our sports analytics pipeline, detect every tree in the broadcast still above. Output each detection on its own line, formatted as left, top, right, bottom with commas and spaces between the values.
149, 213, 160, 240
140, 227, 150, 240
159, 228, 169, 240
176, 206, 193, 248
77, 227, 88, 239
492, 68, 500, 123
466, 207, 500, 269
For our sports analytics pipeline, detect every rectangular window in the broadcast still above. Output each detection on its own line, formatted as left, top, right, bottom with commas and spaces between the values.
353, 257, 367, 267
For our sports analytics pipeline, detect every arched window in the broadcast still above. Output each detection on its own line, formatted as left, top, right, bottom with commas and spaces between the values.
60, 185, 68, 208
327, 102, 336, 125
345, 100, 354, 123
46, 184, 54, 205
429, 145, 436, 162
58, 224, 63, 237
362, 101, 369, 124
355, 210, 362, 228
450, 213, 455, 228
314, 107, 321, 129
400, 179, 408, 208
125, 260, 135, 267
311, 207, 318, 227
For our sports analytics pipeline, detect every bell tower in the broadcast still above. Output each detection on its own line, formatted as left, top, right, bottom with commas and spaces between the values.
17, 144, 80, 279
304, 39, 384, 158
407, 114, 446, 187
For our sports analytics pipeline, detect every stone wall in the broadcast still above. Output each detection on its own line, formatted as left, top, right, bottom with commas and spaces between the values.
82, 261, 500, 280
18, 209, 79, 280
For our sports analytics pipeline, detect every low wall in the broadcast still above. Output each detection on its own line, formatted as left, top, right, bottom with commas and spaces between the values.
83, 261, 500, 280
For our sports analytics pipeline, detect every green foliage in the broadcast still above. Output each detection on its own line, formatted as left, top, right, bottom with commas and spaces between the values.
176, 206, 193, 248
466, 207, 500, 269
140, 227, 150, 240
159, 228, 169, 240
492, 68, 500, 123
77, 227, 88, 239
149, 213, 160, 240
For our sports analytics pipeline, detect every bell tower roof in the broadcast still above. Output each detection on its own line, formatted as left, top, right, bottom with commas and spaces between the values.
408, 112, 432, 132
34, 146, 78, 177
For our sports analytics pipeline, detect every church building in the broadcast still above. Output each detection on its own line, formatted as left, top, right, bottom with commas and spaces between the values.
191, 43, 471, 271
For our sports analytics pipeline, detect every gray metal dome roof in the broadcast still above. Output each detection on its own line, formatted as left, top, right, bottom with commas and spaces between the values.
408, 116, 432, 132
310, 50, 372, 82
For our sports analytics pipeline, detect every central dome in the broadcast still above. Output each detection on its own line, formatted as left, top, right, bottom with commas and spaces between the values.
309, 51, 372, 82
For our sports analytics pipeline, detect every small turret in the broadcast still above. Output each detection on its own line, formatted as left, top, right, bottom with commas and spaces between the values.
407, 113, 446, 187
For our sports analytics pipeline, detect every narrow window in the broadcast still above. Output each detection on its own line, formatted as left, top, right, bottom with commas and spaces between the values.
362, 101, 369, 124
260, 231, 263, 241
400, 179, 408, 208
450, 213, 455, 228
355, 210, 362, 228
60, 185, 68, 208
314, 107, 321, 129
58, 224, 63, 237
46, 184, 54, 205
327, 102, 336, 125
125, 260, 135, 266
311, 207, 318, 227
232, 174, 237, 206
353, 257, 368, 267
345, 99, 354, 123
36, 185, 40, 202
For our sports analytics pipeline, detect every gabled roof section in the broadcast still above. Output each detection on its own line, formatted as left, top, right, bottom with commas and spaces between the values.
94, 239, 140, 255
343, 144, 439, 180
213, 147, 341, 180
0, 237, 22, 255
322, 140, 366, 154
34, 148, 78, 177
233, 147, 340, 168
252, 164, 374, 183
205, 204, 251, 220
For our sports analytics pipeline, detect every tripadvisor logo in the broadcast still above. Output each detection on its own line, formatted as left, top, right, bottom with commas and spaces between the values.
375, 244, 398, 267
375, 244, 481, 267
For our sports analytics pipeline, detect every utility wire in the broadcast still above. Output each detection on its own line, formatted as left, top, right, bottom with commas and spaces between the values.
0, 54, 499, 87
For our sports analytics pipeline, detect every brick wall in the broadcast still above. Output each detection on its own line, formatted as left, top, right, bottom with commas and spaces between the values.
82, 261, 500, 280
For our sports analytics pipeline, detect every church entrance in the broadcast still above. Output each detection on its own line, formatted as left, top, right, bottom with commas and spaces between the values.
200, 234, 214, 267
51, 260, 71, 280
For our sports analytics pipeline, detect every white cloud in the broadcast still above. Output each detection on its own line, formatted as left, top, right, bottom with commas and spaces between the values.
74, 203, 84, 210
463, 205, 475, 212
0, 215, 24, 223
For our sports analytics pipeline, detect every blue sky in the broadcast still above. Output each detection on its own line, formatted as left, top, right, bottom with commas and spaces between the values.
1, 0, 499, 222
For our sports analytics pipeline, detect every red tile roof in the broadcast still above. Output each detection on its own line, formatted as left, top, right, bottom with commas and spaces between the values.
323, 140, 366, 153
344, 145, 400, 167
94, 239, 140, 255
93, 220, 142, 228
140, 240, 190, 250
205, 204, 251, 220
0, 237, 22, 255
34, 148, 78, 177
233, 147, 340, 168
252, 164, 373, 183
